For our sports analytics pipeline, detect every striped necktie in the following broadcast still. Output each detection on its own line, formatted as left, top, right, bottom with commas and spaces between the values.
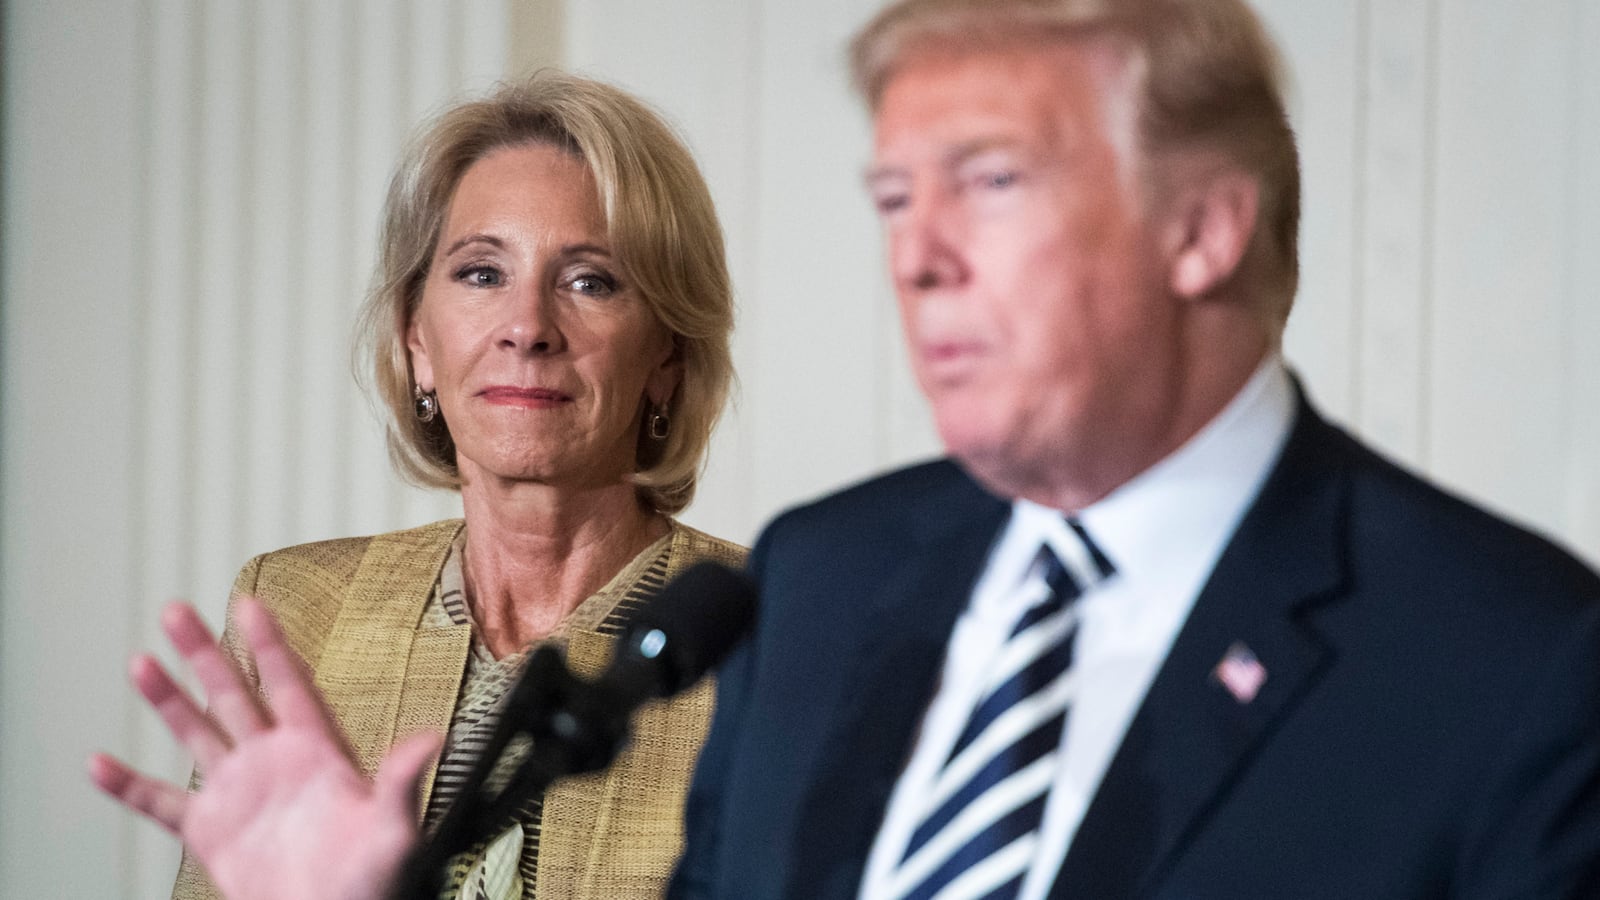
889, 520, 1114, 900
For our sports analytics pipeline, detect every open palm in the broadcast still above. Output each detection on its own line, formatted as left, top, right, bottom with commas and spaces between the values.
89, 598, 439, 900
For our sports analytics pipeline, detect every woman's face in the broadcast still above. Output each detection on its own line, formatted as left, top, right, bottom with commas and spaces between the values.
407, 142, 680, 490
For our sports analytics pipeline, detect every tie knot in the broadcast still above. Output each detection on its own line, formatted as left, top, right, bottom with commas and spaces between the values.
1067, 517, 1116, 580
1038, 518, 1115, 598
1036, 546, 1076, 601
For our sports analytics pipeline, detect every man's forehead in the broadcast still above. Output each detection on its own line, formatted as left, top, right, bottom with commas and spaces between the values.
865, 135, 1031, 183
867, 48, 1115, 171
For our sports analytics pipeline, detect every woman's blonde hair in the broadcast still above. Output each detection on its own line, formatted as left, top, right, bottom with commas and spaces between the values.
357, 71, 734, 514
852, 0, 1301, 321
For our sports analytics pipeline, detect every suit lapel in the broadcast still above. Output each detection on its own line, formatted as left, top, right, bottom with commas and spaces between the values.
314, 520, 467, 779
788, 482, 1012, 897
1053, 402, 1352, 899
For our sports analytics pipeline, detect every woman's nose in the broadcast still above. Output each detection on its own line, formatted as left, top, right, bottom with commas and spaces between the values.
497, 285, 564, 354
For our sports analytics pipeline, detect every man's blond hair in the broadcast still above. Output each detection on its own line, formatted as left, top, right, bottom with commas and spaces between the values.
852, 0, 1301, 320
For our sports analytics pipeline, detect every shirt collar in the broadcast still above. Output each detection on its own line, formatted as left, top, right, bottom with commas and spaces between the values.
986, 354, 1296, 606
1078, 354, 1295, 593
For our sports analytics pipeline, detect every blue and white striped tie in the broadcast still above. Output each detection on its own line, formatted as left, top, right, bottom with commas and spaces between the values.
889, 521, 1114, 900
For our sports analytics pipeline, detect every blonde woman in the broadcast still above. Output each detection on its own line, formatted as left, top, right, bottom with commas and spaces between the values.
94, 71, 742, 900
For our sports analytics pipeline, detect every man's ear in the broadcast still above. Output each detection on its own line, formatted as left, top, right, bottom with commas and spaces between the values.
1164, 170, 1260, 300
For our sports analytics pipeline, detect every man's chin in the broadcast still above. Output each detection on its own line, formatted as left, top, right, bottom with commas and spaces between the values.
939, 425, 1027, 502
940, 421, 1093, 508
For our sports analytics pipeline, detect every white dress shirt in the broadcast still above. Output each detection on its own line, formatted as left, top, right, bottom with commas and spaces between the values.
858, 356, 1296, 900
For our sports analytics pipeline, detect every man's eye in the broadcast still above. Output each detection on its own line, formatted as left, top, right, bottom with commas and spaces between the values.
872, 192, 910, 216
456, 265, 503, 287
978, 170, 1017, 189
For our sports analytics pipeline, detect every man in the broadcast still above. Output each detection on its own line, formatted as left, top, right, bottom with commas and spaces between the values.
669, 0, 1600, 898
93, 1, 1600, 897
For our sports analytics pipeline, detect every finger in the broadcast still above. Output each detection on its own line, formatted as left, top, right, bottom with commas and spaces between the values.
132, 652, 233, 770
162, 601, 270, 738
87, 752, 189, 836
374, 732, 444, 826
234, 596, 339, 733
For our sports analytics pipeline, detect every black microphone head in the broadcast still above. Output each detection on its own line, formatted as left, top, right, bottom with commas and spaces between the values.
616, 561, 757, 697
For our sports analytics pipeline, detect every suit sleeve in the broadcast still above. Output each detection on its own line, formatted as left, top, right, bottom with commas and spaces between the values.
1454, 598, 1600, 899
669, 528, 773, 899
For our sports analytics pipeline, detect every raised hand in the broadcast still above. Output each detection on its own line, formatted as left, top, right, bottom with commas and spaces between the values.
89, 598, 440, 900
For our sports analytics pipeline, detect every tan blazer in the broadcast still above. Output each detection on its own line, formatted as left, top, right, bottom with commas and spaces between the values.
173, 519, 746, 900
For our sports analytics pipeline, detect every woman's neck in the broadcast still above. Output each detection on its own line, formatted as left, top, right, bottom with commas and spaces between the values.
457, 476, 670, 659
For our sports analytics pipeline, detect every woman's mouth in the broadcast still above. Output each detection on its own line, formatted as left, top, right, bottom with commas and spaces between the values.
478, 386, 573, 407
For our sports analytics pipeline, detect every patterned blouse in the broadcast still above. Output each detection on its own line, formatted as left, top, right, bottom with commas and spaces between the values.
424, 528, 674, 900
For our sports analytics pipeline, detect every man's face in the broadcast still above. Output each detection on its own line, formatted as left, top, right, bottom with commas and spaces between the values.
869, 44, 1184, 506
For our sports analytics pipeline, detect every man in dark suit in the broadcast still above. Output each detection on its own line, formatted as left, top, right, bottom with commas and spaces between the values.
670, 0, 1600, 897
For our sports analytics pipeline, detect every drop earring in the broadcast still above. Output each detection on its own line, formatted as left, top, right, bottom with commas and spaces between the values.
648, 404, 670, 440
414, 385, 439, 423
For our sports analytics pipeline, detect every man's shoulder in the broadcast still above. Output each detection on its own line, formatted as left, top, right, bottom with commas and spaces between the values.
1362, 454, 1598, 601
743, 459, 1010, 602
1297, 409, 1600, 607
764, 458, 1001, 539
786, 457, 994, 518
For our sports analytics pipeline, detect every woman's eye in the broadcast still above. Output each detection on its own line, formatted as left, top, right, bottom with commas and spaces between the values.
455, 265, 503, 287
570, 273, 616, 296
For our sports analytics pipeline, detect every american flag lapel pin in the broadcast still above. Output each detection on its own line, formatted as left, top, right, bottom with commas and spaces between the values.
1213, 641, 1267, 704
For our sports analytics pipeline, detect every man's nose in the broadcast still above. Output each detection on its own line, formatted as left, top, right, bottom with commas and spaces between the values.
496, 284, 565, 354
890, 190, 967, 293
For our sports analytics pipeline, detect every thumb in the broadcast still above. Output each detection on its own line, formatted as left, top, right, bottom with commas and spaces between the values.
374, 731, 444, 823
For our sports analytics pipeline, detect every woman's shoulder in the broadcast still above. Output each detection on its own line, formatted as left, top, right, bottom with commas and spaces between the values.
231, 520, 464, 620
224, 519, 465, 669
239, 519, 465, 585
669, 520, 748, 570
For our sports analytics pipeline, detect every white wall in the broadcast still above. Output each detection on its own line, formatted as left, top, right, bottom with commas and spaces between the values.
2, 1, 1596, 897
1262, 0, 1600, 556
2, 2, 513, 896
559, 0, 941, 547
568, 0, 1600, 560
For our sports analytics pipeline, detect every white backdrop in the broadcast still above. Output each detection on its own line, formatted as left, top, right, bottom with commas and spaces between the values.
2, 1, 1597, 896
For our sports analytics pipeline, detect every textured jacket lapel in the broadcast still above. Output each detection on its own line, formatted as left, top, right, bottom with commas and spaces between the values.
539, 524, 736, 900
1052, 402, 1351, 899
788, 484, 1012, 898
537, 627, 621, 899
541, 525, 683, 895
313, 520, 469, 784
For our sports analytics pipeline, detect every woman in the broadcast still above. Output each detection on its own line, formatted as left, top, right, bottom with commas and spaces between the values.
97, 71, 742, 899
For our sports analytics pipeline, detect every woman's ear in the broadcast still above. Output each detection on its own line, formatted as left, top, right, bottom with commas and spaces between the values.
406, 317, 435, 392
1164, 169, 1260, 300
646, 337, 683, 410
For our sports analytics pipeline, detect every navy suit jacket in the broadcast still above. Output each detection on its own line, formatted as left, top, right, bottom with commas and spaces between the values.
671, 398, 1600, 899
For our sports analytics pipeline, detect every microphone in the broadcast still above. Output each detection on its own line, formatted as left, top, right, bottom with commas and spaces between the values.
602, 560, 760, 702
391, 561, 757, 899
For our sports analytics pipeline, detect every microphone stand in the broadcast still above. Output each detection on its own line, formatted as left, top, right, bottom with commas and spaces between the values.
388, 642, 648, 900
385, 560, 756, 899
